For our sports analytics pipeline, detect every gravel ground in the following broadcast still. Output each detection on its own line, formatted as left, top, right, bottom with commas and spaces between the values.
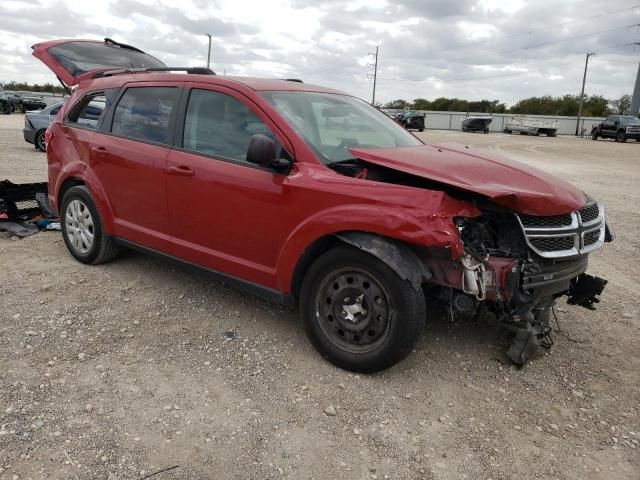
1, 113, 639, 480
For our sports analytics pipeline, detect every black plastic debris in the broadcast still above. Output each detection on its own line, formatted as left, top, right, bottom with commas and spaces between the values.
0, 180, 57, 237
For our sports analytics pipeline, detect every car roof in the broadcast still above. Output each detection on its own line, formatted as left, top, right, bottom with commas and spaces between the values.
80, 72, 347, 96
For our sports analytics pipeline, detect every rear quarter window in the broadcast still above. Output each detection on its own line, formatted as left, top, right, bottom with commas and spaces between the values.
66, 89, 117, 129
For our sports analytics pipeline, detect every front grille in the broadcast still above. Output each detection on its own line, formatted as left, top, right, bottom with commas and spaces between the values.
516, 202, 605, 258
584, 229, 601, 246
579, 203, 599, 224
520, 214, 572, 228
530, 236, 575, 252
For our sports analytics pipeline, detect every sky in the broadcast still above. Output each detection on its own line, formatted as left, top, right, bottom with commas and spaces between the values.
0, 0, 639, 106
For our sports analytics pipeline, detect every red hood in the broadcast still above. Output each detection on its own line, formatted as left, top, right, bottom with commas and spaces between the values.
349, 144, 586, 216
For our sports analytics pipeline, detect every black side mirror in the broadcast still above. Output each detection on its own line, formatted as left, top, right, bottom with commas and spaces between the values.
247, 134, 291, 172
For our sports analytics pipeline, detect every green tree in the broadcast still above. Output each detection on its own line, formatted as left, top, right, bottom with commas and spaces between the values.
609, 94, 632, 115
382, 99, 411, 109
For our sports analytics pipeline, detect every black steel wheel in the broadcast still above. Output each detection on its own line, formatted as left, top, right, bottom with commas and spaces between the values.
300, 246, 426, 372
35, 130, 46, 152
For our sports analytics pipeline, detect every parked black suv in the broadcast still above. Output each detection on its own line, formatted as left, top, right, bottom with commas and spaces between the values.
396, 111, 425, 132
591, 115, 640, 143
18, 96, 47, 112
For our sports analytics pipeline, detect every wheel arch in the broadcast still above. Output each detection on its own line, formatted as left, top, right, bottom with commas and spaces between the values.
290, 231, 432, 302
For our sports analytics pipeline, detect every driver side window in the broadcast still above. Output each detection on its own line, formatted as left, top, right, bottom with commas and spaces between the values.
183, 89, 274, 163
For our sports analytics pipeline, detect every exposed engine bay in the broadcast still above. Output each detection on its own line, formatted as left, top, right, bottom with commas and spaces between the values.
330, 157, 612, 365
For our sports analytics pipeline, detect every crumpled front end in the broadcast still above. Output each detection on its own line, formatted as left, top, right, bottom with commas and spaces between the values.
418, 198, 613, 365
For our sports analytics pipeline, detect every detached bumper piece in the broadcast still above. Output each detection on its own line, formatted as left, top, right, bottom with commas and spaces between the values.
567, 273, 608, 310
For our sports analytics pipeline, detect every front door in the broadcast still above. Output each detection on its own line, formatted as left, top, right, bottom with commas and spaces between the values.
166, 86, 292, 288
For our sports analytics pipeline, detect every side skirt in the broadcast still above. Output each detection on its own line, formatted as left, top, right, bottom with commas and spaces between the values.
114, 238, 295, 306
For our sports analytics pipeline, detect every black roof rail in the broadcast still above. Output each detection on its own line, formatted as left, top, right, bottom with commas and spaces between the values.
93, 67, 216, 79
283, 78, 303, 83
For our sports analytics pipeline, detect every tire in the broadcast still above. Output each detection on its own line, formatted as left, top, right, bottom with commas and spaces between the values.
300, 246, 426, 373
35, 130, 46, 152
591, 131, 598, 140
616, 132, 627, 143
483, 128, 489, 134
60, 186, 119, 265
418, 128, 424, 132
503, 129, 512, 134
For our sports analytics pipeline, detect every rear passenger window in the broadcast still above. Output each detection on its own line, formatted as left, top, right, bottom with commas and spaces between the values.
183, 89, 274, 162
111, 87, 180, 145
67, 89, 116, 129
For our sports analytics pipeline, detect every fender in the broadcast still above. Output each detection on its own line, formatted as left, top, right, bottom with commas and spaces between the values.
274, 202, 472, 293
55, 162, 117, 234
335, 232, 432, 290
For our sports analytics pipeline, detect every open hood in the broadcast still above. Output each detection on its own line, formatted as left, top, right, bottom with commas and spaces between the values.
349, 144, 586, 216
31, 38, 166, 88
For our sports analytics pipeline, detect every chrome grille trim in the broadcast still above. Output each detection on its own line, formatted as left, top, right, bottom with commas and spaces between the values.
516, 203, 606, 258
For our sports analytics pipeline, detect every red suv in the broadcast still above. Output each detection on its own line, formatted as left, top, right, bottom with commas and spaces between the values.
33, 38, 613, 372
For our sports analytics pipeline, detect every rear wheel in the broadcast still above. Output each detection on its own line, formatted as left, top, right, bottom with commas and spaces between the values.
35, 130, 46, 152
300, 246, 426, 373
61, 186, 119, 265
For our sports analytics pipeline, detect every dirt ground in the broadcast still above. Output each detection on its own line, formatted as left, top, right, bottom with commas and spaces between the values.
1, 113, 639, 480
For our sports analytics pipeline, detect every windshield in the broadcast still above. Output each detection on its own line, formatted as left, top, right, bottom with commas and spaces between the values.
262, 92, 422, 163
619, 116, 640, 125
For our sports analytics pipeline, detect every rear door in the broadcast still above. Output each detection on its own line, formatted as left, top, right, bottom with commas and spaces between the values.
92, 83, 182, 252
31, 38, 166, 88
601, 116, 616, 136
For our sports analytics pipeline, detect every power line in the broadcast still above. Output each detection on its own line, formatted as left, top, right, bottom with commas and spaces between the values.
375, 42, 639, 84
386, 23, 640, 70
391, 6, 640, 59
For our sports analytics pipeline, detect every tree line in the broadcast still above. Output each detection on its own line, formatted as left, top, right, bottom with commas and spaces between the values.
1, 81, 66, 94
383, 94, 634, 117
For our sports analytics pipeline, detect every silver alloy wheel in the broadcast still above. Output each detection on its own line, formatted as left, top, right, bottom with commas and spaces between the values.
65, 199, 94, 254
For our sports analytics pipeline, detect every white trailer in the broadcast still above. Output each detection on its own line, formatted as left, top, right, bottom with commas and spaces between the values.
503, 116, 558, 137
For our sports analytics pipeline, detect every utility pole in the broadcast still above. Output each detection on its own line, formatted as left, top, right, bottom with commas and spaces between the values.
205, 33, 212, 70
630, 42, 640, 116
576, 52, 595, 136
367, 46, 379, 106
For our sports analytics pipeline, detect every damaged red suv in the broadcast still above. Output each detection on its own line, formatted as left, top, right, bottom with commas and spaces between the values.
33, 38, 614, 372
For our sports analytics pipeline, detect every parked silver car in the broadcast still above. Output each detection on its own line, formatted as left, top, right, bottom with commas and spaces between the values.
23, 102, 63, 151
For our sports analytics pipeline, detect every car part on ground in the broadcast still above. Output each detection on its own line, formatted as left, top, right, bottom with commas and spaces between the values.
590, 115, 640, 142
504, 116, 558, 137
0, 180, 58, 237
462, 116, 492, 133
33, 37, 613, 372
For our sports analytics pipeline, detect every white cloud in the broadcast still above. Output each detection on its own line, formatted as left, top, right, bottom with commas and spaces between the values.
0, 0, 638, 105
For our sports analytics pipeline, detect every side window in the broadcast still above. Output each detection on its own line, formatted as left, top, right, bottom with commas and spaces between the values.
183, 89, 274, 162
50, 106, 61, 116
67, 89, 116, 129
111, 87, 180, 145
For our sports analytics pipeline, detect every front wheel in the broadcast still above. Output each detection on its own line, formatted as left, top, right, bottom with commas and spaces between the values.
300, 246, 426, 373
591, 131, 598, 140
616, 132, 627, 143
61, 186, 119, 265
